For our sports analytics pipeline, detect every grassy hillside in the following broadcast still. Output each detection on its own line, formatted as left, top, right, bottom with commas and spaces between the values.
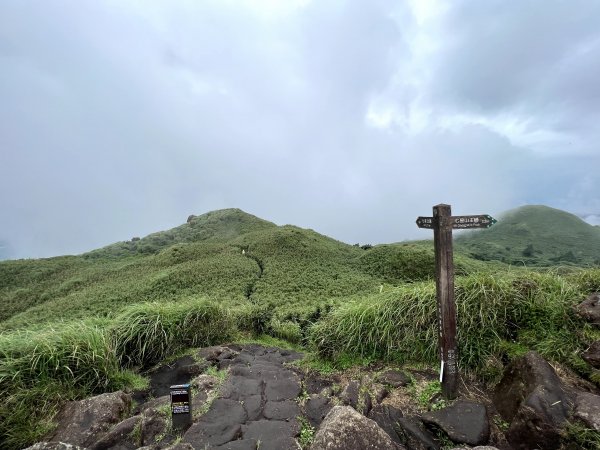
1, 206, 600, 447
455, 205, 600, 266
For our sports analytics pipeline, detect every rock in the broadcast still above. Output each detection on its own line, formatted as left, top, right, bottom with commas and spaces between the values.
368, 404, 404, 446
361, 391, 373, 416
25, 444, 86, 450
240, 419, 300, 448
197, 345, 228, 362
493, 351, 573, 450
447, 447, 499, 450
311, 406, 405, 450
372, 383, 389, 404
340, 380, 360, 409
396, 417, 440, 450
47, 391, 131, 447
573, 391, 600, 431
422, 401, 489, 446
493, 351, 571, 421
378, 370, 411, 388
263, 400, 300, 420
264, 375, 302, 402
575, 292, 600, 326
304, 395, 333, 428
88, 415, 141, 449
140, 408, 171, 446
182, 399, 247, 447
582, 340, 600, 368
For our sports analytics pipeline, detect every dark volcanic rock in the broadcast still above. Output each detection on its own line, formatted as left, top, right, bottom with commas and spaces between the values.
311, 406, 405, 450
264, 376, 302, 401
25, 444, 86, 450
422, 401, 489, 446
397, 417, 440, 450
340, 380, 361, 409
47, 391, 131, 448
89, 415, 141, 450
183, 399, 246, 447
378, 369, 411, 388
263, 400, 300, 420
575, 292, 600, 326
368, 404, 404, 446
582, 340, 600, 368
304, 395, 333, 428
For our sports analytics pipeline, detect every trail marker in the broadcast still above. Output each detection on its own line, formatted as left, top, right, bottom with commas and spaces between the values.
416, 204, 496, 399
170, 384, 192, 429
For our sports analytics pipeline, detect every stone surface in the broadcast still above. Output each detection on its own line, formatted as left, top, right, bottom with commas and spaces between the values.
304, 395, 333, 428
573, 391, 600, 431
422, 401, 489, 446
340, 380, 361, 409
582, 340, 600, 368
47, 391, 131, 448
378, 370, 411, 388
311, 406, 405, 450
493, 351, 572, 422
263, 400, 300, 420
88, 415, 141, 450
396, 417, 440, 450
575, 292, 600, 326
25, 444, 86, 450
368, 404, 404, 446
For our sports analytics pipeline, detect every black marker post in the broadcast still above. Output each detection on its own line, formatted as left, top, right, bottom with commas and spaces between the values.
170, 384, 192, 429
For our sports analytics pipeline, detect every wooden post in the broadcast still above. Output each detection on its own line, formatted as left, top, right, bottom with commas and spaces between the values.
433, 204, 458, 399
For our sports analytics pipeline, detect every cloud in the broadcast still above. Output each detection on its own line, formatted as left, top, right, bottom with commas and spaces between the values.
0, 0, 599, 258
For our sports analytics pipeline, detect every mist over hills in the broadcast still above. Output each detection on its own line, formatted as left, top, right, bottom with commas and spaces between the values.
455, 205, 600, 266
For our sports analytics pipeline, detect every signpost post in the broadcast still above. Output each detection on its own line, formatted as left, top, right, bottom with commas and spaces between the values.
416, 204, 496, 399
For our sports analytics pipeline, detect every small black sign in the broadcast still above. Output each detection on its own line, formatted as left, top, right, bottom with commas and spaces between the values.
170, 384, 192, 429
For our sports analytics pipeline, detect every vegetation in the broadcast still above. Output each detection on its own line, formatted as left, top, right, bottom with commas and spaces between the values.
1, 206, 599, 447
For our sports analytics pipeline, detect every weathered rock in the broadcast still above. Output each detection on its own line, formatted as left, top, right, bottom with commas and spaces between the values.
214, 440, 258, 449
573, 391, 600, 431
447, 447, 499, 450
197, 345, 228, 362
165, 444, 194, 450
506, 385, 571, 450
183, 399, 246, 447
140, 408, 170, 446
25, 443, 86, 450
240, 419, 300, 446
396, 417, 440, 450
422, 401, 489, 446
263, 400, 300, 420
361, 391, 373, 416
340, 380, 361, 409
304, 395, 333, 428
378, 370, 411, 388
89, 415, 141, 449
582, 340, 600, 368
493, 351, 571, 421
372, 383, 389, 404
47, 391, 131, 447
264, 375, 302, 401
368, 404, 404, 446
311, 406, 405, 450
575, 292, 600, 326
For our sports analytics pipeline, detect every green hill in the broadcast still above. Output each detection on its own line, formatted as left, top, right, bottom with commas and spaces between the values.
455, 205, 600, 266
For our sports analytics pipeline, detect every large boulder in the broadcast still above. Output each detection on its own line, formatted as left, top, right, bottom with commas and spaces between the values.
25, 444, 86, 450
575, 292, 600, 326
311, 406, 405, 450
46, 391, 131, 448
493, 352, 573, 450
368, 404, 404, 446
396, 417, 440, 450
421, 401, 489, 446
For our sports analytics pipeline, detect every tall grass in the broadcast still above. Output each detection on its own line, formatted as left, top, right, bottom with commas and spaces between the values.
310, 269, 598, 379
0, 321, 125, 448
110, 297, 235, 368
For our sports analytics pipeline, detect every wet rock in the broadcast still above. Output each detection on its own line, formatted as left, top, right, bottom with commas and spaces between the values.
573, 391, 600, 431
378, 370, 411, 388
575, 292, 600, 326
47, 391, 131, 447
396, 417, 440, 450
422, 401, 489, 446
368, 404, 404, 446
304, 395, 333, 428
89, 415, 141, 449
340, 380, 360, 409
582, 340, 600, 368
311, 406, 405, 450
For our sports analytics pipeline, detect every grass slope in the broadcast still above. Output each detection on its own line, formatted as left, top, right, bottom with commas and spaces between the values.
455, 205, 600, 266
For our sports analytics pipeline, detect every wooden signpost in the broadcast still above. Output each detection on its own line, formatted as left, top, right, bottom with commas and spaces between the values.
416, 204, 496, 399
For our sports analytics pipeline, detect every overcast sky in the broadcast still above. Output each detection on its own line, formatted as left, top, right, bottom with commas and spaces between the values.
1, 0, 600, 259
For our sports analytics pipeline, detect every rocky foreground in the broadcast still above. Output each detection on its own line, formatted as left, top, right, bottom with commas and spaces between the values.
28, 341, 600, 450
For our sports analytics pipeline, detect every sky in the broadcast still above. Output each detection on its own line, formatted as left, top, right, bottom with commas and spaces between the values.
1, 0, 600, 259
